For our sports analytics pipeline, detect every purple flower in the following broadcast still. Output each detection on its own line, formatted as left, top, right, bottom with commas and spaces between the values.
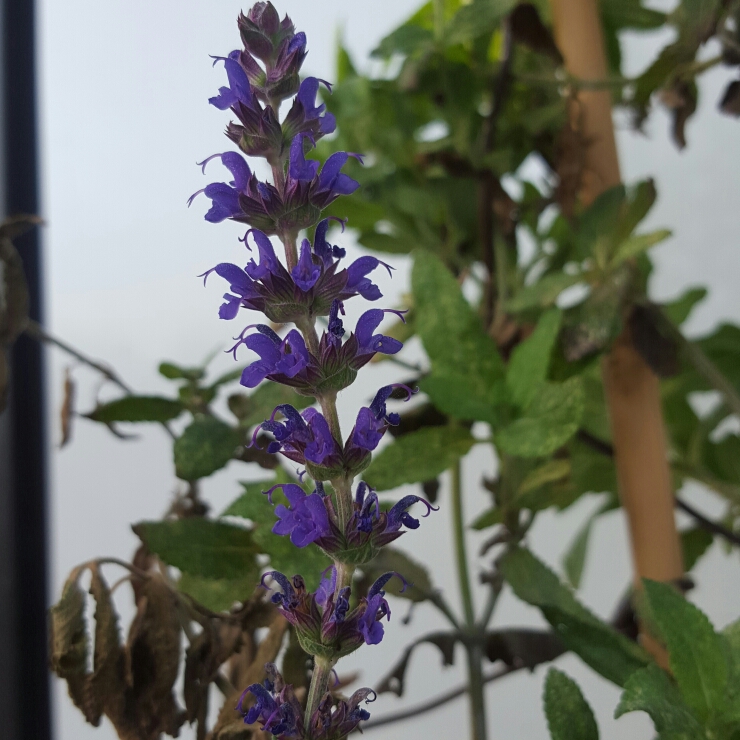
236, 4, 307, 102
261, 569, 404, 659
229, 301, 402, 395
348, 384, 416, 454
299, 480, 437, 564
308, 688, 376, 740
189, 145, 364, 234
281, 76, 337, 142
236, 663, 303, 737
252, 387, 414, 481
232, 325, 311, 388
209, 53, 283, 162
265, 482, 332, 547
197, 217, 392, 324
251, 404, 344, 478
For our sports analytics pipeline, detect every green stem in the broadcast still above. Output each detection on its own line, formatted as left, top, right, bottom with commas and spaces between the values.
493, 233, 507, 320
451, 460, 475, 626
304, 656, 334, 728
433, 0, 445, 42
280, 229, 299, 272
451, 459, 487, 739
465, 643, 488, 740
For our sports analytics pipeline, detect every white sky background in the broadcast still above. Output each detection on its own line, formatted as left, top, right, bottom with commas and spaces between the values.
38, 2, 739, 739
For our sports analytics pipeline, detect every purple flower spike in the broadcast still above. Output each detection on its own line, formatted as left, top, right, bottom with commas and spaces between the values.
387, 495, 439, 531
269, 483, 331, 547
264, 568, 398, 660
291, 239, 321, 290
236, 664, 303, 736
308, 688, 375, 739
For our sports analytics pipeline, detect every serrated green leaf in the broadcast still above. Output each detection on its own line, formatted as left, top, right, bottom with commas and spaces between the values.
611, 229, 671, 267
228, 383, 314, 428
177, 572, 258, 612
361, 547, 433, 603
222, 479, 277, 520
643, 579, 727, 722
496, 377, 584, 458
722, 618, 740, 723
174, 415, 239, 481
364, 426, 476, 491
412, 251, 505, 422
615, 664, 705, 740
544, 668, 599, 740
507, 308, 562, 408
501, 547, 649, 686
133, 519, 259, 581
86, 395, 184, 424
507, 273, 584, 313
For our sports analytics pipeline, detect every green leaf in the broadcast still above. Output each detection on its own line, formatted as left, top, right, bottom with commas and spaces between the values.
506, 273, 584, 313
365, 426, 476, 491
662, 287, 707, 326
496, 377, 584, 458
228, 382, 314, 428
174, 415, 239, 481
177, 573, 257, 612
518, 459, 572, 497
562, 498, 618, 588
362, 547, 433, 603
86, 395, 184, 424
501, 547, 649, 686
371, 23, 434, 58
681, 527, 713, 572
615, 664, 705, 740
722, 618, 740, 723
133, 519, 260, 581
412, 251, 505, 424
158, 362, 205, 382
470, 506, 503, 531
207, 368, 243, 389
643, 579, 727, 722
611, 229, 672, 267
445, 0, 515, 45
543, 668, 599, 740
507, 309, 562, 408
223, 479, 331, 591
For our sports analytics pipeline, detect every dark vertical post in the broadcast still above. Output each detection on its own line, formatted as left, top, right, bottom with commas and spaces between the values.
0, 0, 51, 736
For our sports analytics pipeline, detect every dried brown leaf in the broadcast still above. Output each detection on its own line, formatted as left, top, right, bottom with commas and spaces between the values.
60, 368, 75, 448
210, 615, 288, 740
48, 567, 88, 712
720, 79, 740, 117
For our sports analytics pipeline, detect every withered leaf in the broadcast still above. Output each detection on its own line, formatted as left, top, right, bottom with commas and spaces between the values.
116, 574, 185, 740
720, 79, 740, 117
628, 304, 679, 377
510, 3, 563, 63
659, 79, 697, 149
60, 368, 75, 448
48, 567, 88, 711
376, 631, 458, 696
86, 566, 126, 726
211, 615, 288, 740
484, 628, 565, 668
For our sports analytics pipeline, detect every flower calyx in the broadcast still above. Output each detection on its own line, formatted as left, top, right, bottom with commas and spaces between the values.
261, 569, 404, 660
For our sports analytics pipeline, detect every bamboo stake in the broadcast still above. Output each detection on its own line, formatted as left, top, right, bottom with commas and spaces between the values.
549, 0, 683, 662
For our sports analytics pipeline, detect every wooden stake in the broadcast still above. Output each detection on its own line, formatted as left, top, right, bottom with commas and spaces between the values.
549, 0, 683, 662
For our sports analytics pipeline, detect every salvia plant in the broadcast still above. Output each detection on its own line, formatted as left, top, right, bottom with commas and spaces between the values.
27, 0, 740, 739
